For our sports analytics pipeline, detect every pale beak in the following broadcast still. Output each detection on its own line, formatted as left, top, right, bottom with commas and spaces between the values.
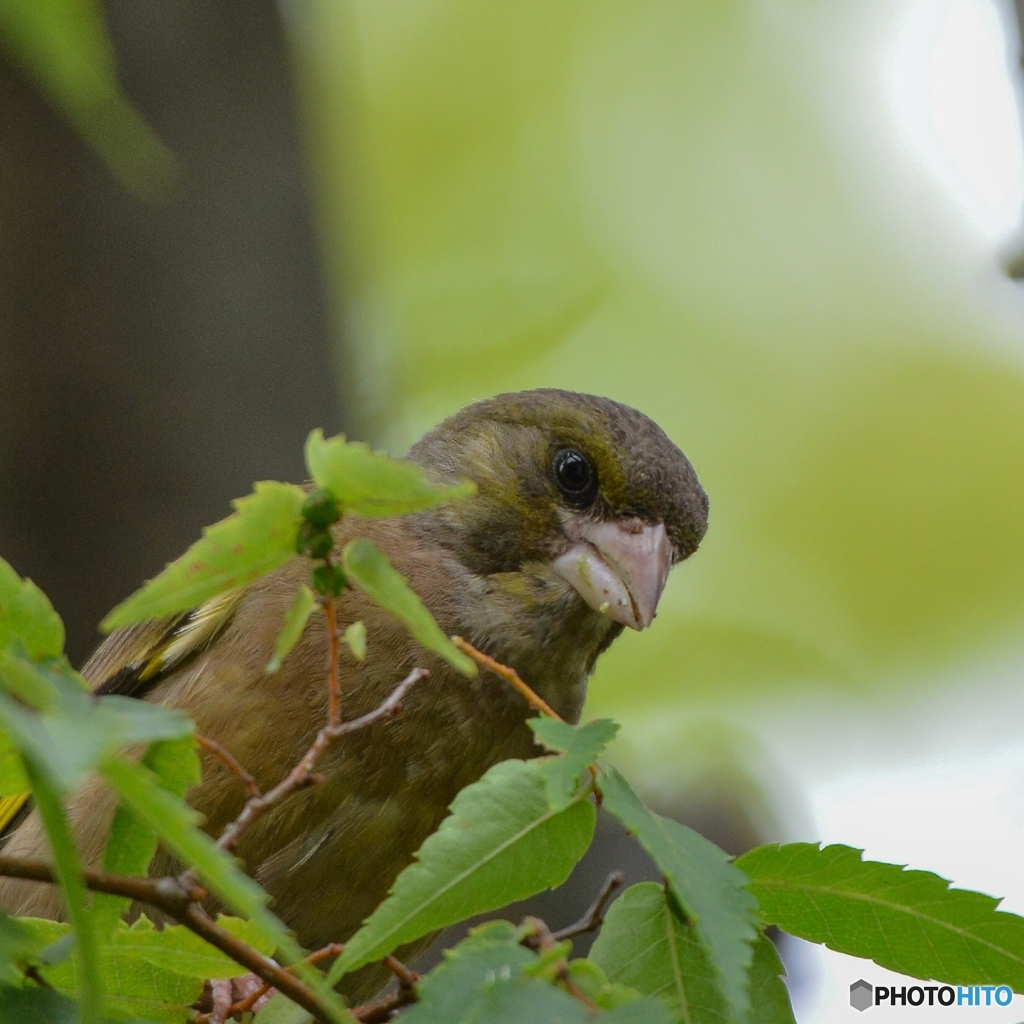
551, 520, 673, 630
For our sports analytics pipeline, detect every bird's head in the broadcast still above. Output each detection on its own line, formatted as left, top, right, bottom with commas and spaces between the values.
409, 389, 708, 632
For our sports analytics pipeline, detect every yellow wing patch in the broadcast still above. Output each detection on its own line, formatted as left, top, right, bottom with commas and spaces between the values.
0, 793, 30, 839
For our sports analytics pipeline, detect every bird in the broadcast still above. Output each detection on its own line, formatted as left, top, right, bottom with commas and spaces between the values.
0, 388, 708, 1003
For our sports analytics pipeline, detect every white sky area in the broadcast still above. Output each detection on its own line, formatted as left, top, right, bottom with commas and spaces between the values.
762, 5, 1024, 1019
887, 0, 1024, 246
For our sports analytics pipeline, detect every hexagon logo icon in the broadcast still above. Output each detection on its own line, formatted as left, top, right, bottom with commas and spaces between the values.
850, 980, 873, 1011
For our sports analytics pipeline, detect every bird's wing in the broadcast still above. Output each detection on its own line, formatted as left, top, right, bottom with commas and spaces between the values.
0, 588, 245, 839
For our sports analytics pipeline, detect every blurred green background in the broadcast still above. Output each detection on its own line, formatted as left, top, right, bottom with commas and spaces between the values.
290, 0, 1024, 714
4, 0, 1024, 1013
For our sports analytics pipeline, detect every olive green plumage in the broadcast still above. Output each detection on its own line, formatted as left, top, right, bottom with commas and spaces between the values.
0, 389, 707, 1003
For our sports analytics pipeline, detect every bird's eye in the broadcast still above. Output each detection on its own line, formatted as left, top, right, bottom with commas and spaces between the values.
552, 448, 597, 505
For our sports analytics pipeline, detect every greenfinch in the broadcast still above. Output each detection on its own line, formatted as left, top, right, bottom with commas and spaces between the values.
0, 389, 708, 1001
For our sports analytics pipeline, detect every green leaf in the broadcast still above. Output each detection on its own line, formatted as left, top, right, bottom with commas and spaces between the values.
591, 882, 728, 1024
266, 585, 319, 673
746, 933, 797, 1024
27, 762, 103, 1024
102, 481, 305, 630
737, 842, 1024, 990
402, 921, 612, 1024
529, 718, 619, 810
330, 757, 596, 980
599, 768, 758, 1022
305, 429, 476, 517
44, 934, 202, 1023
104, 915, 268, 981
343, 620, 367, 661
97, 757, 353, 1024
0, 671, 192, 794
94, 736, 200, 935
341, 538, 476, 676
402, 921, 536, 1022
0, 558, 63, 660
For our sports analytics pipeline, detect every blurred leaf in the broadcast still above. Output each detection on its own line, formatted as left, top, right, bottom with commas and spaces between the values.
342, 538, 476, 675
401, 921, 535, 1022
27, 762, 103, 1024
97, 758, 353, 1024
343, 620, 367, 661
0, 727, 29, 797
102, 481, 305, 630
563, 958, 644, 1010
738, 843, 1024, 988
601, 1003, 674, 1024
305, 429, 475, 516
0, 558, 63, 660
0, 909, 50, 986
529, 717, 618, 810
401, 920, 656, 1023
251, 992, 314, 1024
445, 974, 586, 1023
266, 585, 319, 673
94, 736, 200, 935
0, 649, 62, 711
0, 672, 192, 794
590, 882, 728, 1024
330, 758, 596, 980
0, 987, 79, 1024
599, 768, 757, 1021
0, 0, 175, 195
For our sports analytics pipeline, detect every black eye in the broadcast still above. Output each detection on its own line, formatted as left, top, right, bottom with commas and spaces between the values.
553, 448, 597, 505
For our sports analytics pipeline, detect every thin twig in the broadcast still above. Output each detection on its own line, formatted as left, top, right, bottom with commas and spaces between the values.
179, 905, 327, 1020
196, 734, 261, 799
451, 637, 562, 720
215, 667, 428, 854
556, 962, 600, 1011
550, 870, 626, 943
322, 593, 342, 728
517, 914, 601, 1011
351, 955, 419, 1022
222, 943, 346, 1019
383, 954, 419, 990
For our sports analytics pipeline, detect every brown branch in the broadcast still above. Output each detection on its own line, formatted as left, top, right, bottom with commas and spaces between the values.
0, 857, 328, 1022
322, 593, 343, 728
217, 943, 346, 1020
550, 870, 626, 943
451, 637, 562, 720
215, 666, 428, 854
179, 905, 327, 1021
196, 734, 261, 799
0, 856, 205, 905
